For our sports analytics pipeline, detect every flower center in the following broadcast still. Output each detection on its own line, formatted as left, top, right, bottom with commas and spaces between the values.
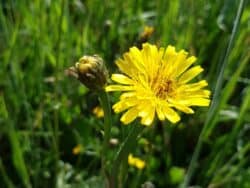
153, 79, 176, 99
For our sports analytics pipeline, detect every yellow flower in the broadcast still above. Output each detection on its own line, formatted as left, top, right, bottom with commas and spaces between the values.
128, 154, 146, 170
92, 106, 104, 118
139, 26, 154, 40
72, 144, 83, 155
106, 43, 211, 126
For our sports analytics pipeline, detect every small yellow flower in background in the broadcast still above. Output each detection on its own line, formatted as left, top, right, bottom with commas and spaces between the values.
140, 26, 154, 39
72, 144, 83, 155
106, 43, 211, 126
128, 154, 146, 170
134, 158, 146, 169
128, 154, 136, 165
92, 106, 104, 118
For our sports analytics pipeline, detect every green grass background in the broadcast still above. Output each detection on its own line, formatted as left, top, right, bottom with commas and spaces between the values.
0, 0, 250, 187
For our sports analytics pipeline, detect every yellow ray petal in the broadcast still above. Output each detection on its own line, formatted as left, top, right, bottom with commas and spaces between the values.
115, 58, 130, 74
141, 43, 158, 76
182, 98, 211, 106
111, 74, 134, 85
169, 99, 195, 114
124, 53, 146, 75
184, 90, 211, 98
140, 106, 155, 126
105, 85, 134, 92
129, 47, 144, 67
172, 50, 188, 76
175, 56, 197, 77
120, 107, 140, 125
120, 92, 137, 99
156, 105, 165, 121
162, 105, 180, 123
178, 80, 208, 91
138, 101, 153, 117
178, 66, 204, 83
162, 45, 177, 76
113, 98, 138, 113
164, 45, 177, 59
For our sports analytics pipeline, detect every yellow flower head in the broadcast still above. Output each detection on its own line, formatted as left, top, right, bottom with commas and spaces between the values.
128, 154, 146, 170
106, 43, 211, 126
72, 144, 83, 155
92, 106, 104, 118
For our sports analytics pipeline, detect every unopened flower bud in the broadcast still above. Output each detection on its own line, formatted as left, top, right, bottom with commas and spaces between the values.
137, 26, 154, 47
66, 55, 108, 91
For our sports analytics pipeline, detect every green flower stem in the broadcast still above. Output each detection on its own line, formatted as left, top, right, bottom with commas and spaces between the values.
111, 124, 144, 187
98, 90, 112, 177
